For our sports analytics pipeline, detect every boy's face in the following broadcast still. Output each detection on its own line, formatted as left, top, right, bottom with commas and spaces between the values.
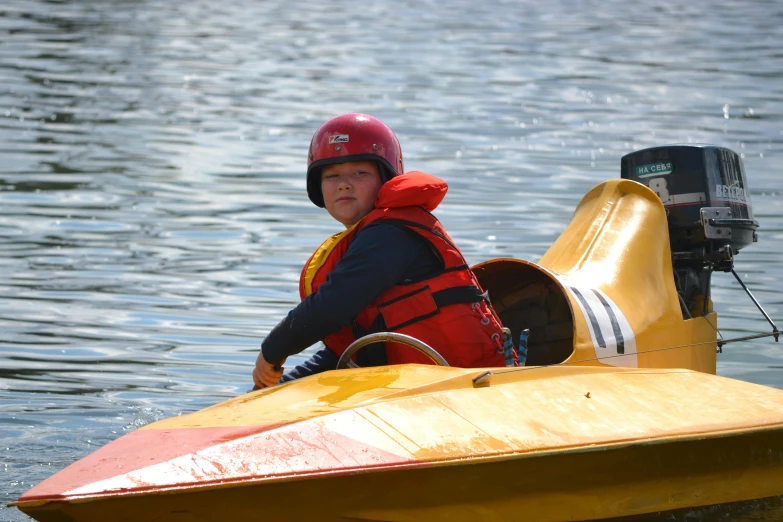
321, 160, 383, 228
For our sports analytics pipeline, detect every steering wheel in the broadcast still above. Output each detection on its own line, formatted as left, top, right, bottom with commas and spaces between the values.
336, 332, 450, 369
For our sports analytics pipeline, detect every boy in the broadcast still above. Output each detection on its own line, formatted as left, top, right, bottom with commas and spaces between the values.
253, 113, 505, 389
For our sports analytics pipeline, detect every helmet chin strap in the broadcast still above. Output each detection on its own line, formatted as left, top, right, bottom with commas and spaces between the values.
377, 161, 397, 184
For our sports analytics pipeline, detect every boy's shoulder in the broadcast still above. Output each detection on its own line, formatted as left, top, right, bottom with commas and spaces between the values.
353, 220, 432, 253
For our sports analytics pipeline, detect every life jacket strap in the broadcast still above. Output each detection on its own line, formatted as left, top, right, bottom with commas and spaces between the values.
353, 285, 488, 338
432, 285, 487, 308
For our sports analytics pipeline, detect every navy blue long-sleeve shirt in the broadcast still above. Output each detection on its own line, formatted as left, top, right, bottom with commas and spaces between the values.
261, 221, 443, 381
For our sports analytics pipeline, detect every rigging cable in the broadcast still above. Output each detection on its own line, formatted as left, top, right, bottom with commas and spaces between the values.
491, 328, 781, 375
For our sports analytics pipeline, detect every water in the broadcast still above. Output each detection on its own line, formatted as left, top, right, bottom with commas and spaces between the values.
1, 0, 781, 520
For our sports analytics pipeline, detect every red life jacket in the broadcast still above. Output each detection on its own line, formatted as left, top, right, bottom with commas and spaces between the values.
299, 171, 506, 368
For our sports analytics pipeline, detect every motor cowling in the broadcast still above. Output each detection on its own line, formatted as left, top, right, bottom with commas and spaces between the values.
620, 145, 759, 317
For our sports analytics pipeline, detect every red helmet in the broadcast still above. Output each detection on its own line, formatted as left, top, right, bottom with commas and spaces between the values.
307, 113, 404, 207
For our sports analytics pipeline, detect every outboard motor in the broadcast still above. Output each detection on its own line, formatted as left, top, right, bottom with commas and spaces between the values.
620, 145, 759, 318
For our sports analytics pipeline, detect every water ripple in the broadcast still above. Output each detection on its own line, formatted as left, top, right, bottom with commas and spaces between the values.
2, 0, 782, 519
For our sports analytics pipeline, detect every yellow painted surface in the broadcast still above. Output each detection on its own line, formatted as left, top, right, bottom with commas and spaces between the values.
148, 364, 463, 430
152, 364, 783, 452
540, 179, 717, 372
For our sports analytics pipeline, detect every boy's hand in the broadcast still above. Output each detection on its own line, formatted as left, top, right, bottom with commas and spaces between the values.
253, 351, 285, 389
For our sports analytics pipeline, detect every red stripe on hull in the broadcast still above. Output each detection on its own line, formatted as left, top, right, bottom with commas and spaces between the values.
18, 418, 416, 503
18, 425, 276, 502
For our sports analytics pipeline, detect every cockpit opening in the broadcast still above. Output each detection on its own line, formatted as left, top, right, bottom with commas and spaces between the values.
473, 259, 574, 366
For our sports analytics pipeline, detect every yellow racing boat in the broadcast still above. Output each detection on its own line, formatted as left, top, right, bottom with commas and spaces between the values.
13, 145, 783, 521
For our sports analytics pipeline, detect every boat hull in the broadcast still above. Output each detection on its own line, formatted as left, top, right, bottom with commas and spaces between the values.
15, 365, 783, 522
18, 425, 783, 522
